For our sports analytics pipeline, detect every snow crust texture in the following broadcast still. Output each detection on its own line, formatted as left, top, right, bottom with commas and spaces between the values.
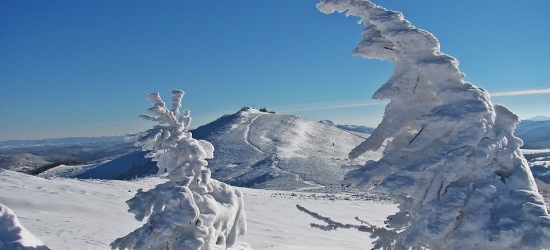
0, 203, 49, 250
318, 0, 550, 249
111, 90, 246, 250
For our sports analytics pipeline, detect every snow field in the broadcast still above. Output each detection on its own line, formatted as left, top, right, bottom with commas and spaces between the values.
241, 190, 397, 249
0, 170, 397, 249
0, 170, 162, 249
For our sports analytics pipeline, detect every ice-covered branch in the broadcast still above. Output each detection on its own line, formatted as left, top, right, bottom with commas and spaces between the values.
296, 204, 402, 249
296, 204, 375, 233
171, 90, 184, 115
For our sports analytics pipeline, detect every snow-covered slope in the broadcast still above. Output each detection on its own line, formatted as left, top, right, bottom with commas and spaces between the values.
0, 170, 161, 249
75, 151, 158, 180
0, 170, 397, 249
37, 151, 158, 181
515, 119, 550, 149
0, 153, 51, 172
531, 158, 550, 191
192, 107, 381, 192
34, 107, 550, 193
39, 108, 380, 192
522, 148, 550, 194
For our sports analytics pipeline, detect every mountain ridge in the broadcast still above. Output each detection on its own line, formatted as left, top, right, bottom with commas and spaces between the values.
319, 120, 375, 134
2, 109, 550, 191
191, 107, 380, 192
526, 115, 550, 121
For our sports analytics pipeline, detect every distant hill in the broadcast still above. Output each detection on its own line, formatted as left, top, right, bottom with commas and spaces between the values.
46, 107, 379, 192
4, 110, 550, 192
0, 136, 127, 150
191, 107, 381, 192
526, 115, 550, 121
0, 153, 51, 172
76, 151, 158, 180
515, 120, 550, 149
37, 151, 158, 181
0, 136, 137, 172
319, 120, 375, 134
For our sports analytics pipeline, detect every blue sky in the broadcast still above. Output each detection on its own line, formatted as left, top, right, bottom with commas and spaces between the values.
1, 0, 549, 141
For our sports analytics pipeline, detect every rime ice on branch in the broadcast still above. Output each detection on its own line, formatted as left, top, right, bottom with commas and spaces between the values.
111, 90, 246, 250
317, 0, 550, 249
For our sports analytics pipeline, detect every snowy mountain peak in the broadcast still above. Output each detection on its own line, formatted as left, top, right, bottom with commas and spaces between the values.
191, 109, 381, 192
50, 108, 381, 192
240, 106, 255, 112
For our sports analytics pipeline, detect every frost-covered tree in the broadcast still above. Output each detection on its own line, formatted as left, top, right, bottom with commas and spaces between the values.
111, 90, 247, 250
313, 0, 550, 249
0, 203, 50, 250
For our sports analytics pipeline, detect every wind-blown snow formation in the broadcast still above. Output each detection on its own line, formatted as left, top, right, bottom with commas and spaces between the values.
0, 203, 49, 249
317, 0, 550, 248
111, 90, 246, 250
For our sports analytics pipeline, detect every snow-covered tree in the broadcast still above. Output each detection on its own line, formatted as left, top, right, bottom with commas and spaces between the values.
314, 0, 550, 249
111, 90, 247, 250
0, 203, 50, 250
